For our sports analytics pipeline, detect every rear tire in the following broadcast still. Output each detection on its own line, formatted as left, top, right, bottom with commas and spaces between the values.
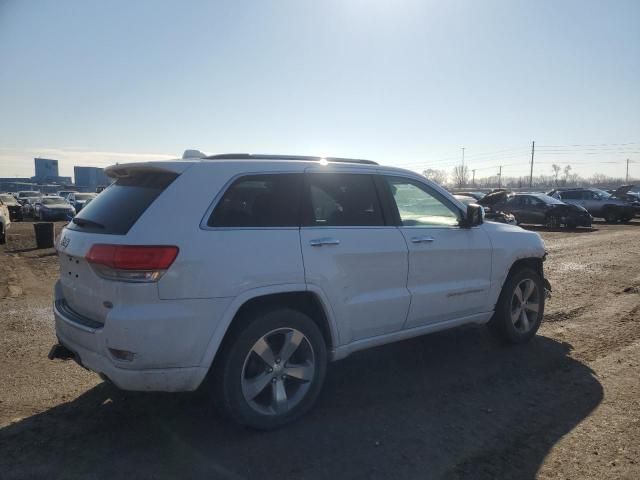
488, 268, 545, 344
211, 307, 327, 430
0, 224, 5, 245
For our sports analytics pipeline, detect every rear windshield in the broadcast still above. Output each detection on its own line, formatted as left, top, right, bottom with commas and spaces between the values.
67, 170, 178, 235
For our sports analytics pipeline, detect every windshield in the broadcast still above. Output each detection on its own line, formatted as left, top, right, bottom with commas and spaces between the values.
42, 198, 66, 205
19, 192, 40, 198
592, 188, 611, 199
75, 193, 96, 200
536, 194, 565, 205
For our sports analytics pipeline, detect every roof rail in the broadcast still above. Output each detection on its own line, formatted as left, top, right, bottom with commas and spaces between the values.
204, 153, 378, 165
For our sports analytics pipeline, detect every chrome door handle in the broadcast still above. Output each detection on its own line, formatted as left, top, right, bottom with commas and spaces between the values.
411, 236, 435, 243
309, 237, 340, 247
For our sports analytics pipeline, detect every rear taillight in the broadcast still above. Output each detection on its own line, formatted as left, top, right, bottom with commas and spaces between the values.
86, 245, 179, 282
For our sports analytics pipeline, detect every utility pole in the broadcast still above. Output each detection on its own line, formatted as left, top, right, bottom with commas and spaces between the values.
529, 141, 535, 189
498, 166, 502, 188
472, 169, 476, 186
462, 147, 465, 167
626, 159, 630, 183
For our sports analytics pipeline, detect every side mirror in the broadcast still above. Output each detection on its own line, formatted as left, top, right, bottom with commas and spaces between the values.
461, 203, 484, 228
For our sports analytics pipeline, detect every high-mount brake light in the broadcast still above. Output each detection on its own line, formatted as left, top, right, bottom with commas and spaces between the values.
86, 245, 179, 282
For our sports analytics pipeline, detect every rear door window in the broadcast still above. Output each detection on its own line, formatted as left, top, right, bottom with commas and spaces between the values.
67, 170, 178, 235
208, 174, 302, 227
304, 173, 385, 227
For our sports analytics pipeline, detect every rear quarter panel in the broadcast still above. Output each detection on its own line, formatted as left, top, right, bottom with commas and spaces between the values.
124, 162, 308, 300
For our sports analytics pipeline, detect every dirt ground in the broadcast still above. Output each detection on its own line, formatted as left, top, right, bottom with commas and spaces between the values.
0, 220, 639, 479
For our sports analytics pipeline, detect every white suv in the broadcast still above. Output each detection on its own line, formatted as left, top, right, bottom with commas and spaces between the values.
50, 154, 549, 429
0, 198, 10, 244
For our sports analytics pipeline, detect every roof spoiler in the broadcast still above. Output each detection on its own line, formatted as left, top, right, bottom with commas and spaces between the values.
182, 149, 207, 159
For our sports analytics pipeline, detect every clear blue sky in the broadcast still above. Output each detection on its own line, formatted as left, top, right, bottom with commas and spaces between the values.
1, 0, 638, 180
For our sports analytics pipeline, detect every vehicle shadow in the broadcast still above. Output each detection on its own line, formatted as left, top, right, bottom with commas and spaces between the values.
592, 219, 640, 227
521, 224, 596, 233
0, 327, 602, 480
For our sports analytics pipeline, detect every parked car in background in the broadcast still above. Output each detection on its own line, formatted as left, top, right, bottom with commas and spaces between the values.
0, 193, 23, 221
605, 186, 640, 216
0, 198, 10, 244
454, 194, 517, 225
67, 192, 97, 213
34, 196, 76, 220
617, 193, 640, 216
16, 190, 41, 205
451, 191, 486, 201
50, 154, 550, 429
57, 190, 78, 201
479, 191, 592, 228
21, 197, 39, 218
547, 187, 635, 223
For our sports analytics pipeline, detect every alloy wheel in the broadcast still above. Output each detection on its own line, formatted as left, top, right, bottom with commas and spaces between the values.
241, 328, 315, 416
510, 278, 540, 333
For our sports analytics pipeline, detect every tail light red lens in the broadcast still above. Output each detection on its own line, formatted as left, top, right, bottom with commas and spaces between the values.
86, 245, 179, 282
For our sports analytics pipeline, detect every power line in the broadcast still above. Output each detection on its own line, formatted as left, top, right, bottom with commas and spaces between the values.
537, 142, 640, 148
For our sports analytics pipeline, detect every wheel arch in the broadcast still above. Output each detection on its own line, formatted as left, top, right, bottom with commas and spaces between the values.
197, 285, 339, 387
507, 257, 544, 280
492, 256, 548, 311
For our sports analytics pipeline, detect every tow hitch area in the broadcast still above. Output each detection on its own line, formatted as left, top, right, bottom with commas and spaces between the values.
48, 344, 75, 361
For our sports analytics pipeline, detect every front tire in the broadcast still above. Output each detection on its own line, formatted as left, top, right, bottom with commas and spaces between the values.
545, 213, 560, 229
488, 268, 545, 344
211, 308, 327, 430
604, 209, 619, 223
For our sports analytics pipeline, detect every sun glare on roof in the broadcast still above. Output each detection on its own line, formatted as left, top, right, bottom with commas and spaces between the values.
319, 158, 328, 166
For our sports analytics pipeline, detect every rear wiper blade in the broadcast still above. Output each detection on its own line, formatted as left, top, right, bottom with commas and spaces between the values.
72, 217, 105, 229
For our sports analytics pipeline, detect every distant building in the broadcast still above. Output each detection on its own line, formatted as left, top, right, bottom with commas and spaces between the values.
34, 158, 59, 181
74, 166, 110, 191
0, 178, 37, 193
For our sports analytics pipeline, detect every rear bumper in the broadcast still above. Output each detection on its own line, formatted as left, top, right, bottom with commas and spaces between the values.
53, 332, 205, 391
51, 281, 231, 392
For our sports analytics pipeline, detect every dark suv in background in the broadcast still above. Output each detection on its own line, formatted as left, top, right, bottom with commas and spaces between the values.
479, 191, 592, 228
548, 188, 635, 223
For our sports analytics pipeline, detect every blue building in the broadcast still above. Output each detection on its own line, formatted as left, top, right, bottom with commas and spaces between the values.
34, 158, 59, 182
74, 166, 110, 191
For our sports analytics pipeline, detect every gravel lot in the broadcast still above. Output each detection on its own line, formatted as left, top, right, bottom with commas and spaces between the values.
1, 220, 639, 479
